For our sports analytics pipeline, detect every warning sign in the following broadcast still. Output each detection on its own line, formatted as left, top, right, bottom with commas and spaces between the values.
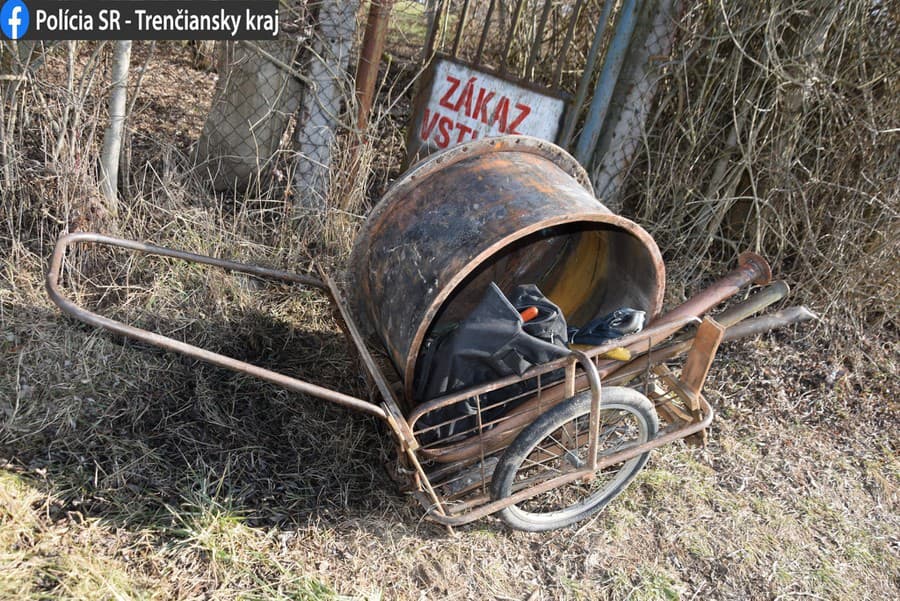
407, 58, 566, 159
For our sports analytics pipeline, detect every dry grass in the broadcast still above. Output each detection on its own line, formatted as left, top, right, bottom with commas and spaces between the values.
1, 7, 899, 601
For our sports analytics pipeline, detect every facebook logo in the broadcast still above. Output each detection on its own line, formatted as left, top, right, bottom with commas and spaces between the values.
1, 0, 29, 40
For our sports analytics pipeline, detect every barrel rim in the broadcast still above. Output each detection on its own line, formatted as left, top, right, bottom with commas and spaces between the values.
392, 135, 594, 199
350, 137, 592, 265
347, 135, 594, 340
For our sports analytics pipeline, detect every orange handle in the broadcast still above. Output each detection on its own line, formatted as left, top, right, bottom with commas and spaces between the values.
519, 306, 539, 322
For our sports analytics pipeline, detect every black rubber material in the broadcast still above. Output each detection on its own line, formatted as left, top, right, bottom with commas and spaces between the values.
491, 387, 658, 532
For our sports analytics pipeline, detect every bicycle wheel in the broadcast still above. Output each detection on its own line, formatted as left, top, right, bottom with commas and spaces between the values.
491, 386, 658, 532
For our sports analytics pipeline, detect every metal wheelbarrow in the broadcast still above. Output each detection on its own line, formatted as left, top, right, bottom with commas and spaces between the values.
46, 138, 815, 532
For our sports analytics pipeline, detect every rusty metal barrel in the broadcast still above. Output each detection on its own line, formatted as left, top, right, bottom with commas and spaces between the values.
348, 136, 665, 401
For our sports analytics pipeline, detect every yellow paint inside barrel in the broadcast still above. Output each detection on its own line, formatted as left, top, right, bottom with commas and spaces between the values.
431, 224, 657, 333
543, 231, 608, 319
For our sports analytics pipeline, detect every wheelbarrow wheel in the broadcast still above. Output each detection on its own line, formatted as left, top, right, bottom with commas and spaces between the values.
491, 386, 658, 532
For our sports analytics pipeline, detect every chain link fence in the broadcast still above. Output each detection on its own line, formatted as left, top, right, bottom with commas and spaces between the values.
194, 40, 303, 191
194, 0, 360, 217
589, 0, 681, 210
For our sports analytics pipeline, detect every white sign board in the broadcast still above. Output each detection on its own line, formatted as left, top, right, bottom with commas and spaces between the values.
411, 58, 566, 155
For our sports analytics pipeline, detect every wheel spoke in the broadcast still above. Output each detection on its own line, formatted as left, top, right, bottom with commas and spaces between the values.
493, 388, 658, 531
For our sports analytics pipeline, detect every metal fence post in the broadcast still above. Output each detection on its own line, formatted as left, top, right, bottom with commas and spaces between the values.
574, 0, 644, 165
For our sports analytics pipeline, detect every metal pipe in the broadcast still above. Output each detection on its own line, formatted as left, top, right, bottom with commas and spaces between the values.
422, 0, 446, 61
321, 271, 418, 446
559, 0, 615, 147
604, 305, 818, 387
451, 0, 471, 58
651, 251, 772, 329
715, 280, 790, 327
524, 0, 554, 76
723, 306, 818, 341
355, 0, 394, 133
499, 0, 527, 75
46, 233, 388, 420
578, 350, 603, 472
574, 0, 643, 164
474, 0, 497, 65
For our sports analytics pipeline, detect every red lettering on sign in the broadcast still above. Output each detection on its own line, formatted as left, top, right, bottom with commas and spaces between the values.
508, 103, 531, 135
436, 116, 453, 148
420, 108, 441, 141
455, 122, 473, 143
439, 76, 461, 110
492, 97, 510, 132
454, 77, 476, 116
473, 88, 495, 124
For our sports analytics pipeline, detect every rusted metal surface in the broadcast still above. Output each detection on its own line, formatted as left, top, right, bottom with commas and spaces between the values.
422, 0, 446, 61
46, 232, 389, 420
355, 0, 394, 133
679, 318, 725, 404
580, 350, 604, 472
651, 251, 772, 329
678, 317, 725, 445
348, 135, 665, 402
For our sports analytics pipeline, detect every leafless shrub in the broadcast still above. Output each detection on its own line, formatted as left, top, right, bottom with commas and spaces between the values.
625, 0, 899, 333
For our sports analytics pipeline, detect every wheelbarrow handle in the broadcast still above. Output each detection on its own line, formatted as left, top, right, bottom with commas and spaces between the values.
46, 232, 389, 421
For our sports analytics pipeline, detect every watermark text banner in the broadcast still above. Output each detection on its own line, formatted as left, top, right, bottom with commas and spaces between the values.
11, 1, 279, 40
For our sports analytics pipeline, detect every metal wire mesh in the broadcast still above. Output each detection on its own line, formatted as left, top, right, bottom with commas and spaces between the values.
589, 0, 682, 209
194, 0, 360, 205
194, 40, 304, 191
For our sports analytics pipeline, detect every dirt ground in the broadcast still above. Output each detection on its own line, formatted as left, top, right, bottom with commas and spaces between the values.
1, 31, 898, 601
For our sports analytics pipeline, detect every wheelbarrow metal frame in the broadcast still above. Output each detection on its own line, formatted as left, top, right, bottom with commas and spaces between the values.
46, 232, 814, 530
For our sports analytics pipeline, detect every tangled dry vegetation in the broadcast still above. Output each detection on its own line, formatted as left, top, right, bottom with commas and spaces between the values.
1, 1, 898, 600
628, 0, 899, 333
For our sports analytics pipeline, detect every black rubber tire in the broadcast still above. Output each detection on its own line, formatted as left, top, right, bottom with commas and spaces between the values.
491, 387, 658, 532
